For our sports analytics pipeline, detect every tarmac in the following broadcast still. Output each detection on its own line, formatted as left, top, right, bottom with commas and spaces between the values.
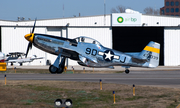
7, 65, 180, 71
4, 65, 180, 88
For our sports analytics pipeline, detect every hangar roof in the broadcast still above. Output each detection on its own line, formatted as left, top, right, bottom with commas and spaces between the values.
0, 14, 180, 27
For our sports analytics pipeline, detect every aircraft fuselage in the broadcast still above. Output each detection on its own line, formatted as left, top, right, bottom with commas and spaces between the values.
32, 34, 147, 68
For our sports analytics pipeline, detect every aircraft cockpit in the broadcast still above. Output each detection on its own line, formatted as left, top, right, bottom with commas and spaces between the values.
6, 52, 25, 61
74, 36, 101, 45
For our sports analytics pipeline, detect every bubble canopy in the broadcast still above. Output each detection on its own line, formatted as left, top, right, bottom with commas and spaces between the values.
74, 36, 101, 45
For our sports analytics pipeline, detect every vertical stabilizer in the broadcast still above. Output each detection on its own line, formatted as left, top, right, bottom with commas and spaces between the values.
139, 41, 160, 68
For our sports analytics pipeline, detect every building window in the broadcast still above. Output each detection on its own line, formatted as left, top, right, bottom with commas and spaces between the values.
171, 15, 174, 16
166, 2, 170, 6
175, 1, 179, 6
171, 2, 174, 6
161, 10, 165, 15
171, 8, 174, 13
175, 8, 179, 12
166, 8, 170, 13
176, 15, 179, 16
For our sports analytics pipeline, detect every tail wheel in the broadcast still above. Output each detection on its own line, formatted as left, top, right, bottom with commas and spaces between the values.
20, 63, 23, 66
125, 69, 130, 74
49, 65, 58, 74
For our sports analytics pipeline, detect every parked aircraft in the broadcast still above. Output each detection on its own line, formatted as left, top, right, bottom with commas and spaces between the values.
24, 19, 160, 74
0, 52, 6, 62
6, 52, 43, 66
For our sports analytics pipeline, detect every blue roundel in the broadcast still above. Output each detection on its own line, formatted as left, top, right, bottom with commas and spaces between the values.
103, 50, 114, 61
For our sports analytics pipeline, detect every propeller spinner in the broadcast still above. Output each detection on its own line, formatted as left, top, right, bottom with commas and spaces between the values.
24, 18, 36, 58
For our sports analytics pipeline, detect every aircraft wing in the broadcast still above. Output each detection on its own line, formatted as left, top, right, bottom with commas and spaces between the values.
6, 60, 17, 63
79, 55, 98, 64
30, 57, 44, 60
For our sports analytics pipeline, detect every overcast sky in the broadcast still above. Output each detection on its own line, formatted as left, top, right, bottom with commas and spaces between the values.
0, 0, 164, 21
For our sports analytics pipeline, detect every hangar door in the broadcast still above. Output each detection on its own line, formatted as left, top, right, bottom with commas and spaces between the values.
164, 27, 180, 66
112, 27, 164, 65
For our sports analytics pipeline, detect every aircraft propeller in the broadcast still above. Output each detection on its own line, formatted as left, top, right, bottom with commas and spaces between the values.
25, 18, 36, 58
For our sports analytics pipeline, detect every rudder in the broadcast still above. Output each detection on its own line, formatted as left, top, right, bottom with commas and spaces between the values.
139, 41, 160, 68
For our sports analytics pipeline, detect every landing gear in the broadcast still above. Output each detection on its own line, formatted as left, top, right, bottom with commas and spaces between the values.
49, 59, 66, 74
125, 69, 130, 74
49, 51, 66, 74
56, 65, 64, 74
49, 65, 58, 74
56, 57, 66, 74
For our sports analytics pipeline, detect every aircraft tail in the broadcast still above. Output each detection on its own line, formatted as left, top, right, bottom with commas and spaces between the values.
139, 41, 160, 68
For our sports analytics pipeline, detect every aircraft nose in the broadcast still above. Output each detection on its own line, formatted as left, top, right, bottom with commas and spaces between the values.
24, 33, 34, 43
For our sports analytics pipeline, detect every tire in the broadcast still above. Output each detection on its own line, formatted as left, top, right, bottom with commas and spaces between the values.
56, 65, 64, 74
49, 65, 58, 74
125, 69, 129, 74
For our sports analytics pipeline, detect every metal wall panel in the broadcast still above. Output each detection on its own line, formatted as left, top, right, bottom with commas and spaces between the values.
142, 15, 180, 26
164, 27, 180, 66
46, 27, 62, 36
36, 15, 111, 27
0, 15, 111, 27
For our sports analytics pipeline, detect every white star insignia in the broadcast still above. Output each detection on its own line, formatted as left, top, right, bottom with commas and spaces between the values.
105, 51, 114, 60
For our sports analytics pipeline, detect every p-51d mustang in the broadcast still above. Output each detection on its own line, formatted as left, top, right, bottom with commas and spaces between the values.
24, 19, 160, 74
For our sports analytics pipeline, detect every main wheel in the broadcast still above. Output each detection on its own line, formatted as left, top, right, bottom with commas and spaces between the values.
56, 63, 65, 74
49, 65, 58, 74
125, 69, 129, 74
56, 67, 63, 74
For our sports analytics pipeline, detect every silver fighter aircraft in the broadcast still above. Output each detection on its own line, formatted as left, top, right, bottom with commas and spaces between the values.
24, 20, 160, 74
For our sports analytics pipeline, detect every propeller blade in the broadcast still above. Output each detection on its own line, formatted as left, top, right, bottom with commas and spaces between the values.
29, 42, 32, 49
25, 42, 32, 58
25, 44, 29, 58
25, 18, 36, 58
31, 18, 37, 33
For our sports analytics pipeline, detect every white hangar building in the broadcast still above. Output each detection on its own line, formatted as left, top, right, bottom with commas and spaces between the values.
0, 13, 180, 66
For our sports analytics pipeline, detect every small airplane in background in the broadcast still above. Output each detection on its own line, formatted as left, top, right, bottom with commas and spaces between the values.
6, 52, 43, 66
24, 19, 160, 74
6, 52, 25, 61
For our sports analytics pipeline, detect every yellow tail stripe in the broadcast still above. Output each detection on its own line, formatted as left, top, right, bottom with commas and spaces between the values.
144, 46, 160, 54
